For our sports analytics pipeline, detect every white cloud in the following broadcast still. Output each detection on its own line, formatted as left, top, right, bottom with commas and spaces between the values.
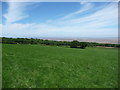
46, 2, 118, 36
3, 2, 34, 24
2, 22, 117, 38
2, 2, 118, 38
53, 3, 118, 26
2, 0, 119, 2
59, 2, 93, 20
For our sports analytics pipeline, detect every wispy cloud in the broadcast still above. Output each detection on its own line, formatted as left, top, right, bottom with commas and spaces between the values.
3, 2, 34, 24
2, 22, 117, 38
46, 2, 118, 37
2, 0, 119, 2
2, 2, 118, 38
59, 2, 93, 20
52, 3, 117, 26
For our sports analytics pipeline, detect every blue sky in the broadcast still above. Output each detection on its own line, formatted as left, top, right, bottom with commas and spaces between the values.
1, 1, 118, 38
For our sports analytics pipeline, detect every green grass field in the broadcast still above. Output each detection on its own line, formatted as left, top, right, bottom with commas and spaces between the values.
2, 44, 118, 88
0, 44, 2, 89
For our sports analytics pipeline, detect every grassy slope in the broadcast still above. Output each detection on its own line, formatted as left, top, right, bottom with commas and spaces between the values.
0, 44, 2, 89
2, 44, 118, 88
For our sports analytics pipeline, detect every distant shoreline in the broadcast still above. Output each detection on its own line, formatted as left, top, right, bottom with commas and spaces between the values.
1, 37, 119, 44
37, 37, 118, 44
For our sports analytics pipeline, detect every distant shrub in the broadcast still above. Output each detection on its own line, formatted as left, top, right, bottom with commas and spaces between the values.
2, 37, 119, 48
70, 40, 79, 48
79, 42, 87, 49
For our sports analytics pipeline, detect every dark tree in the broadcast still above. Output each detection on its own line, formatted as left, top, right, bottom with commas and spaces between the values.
2, 37, 120, 48
79, 42, 87, 49
70, 40, 79, 48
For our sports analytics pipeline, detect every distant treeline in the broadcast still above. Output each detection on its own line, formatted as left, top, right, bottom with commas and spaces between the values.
1, 37, 120, 48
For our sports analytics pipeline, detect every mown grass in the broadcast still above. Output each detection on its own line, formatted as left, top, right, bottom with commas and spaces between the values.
2, 44, 118, 88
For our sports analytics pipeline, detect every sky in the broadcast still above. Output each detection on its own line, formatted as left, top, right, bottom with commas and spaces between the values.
1, 1, 118, 38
